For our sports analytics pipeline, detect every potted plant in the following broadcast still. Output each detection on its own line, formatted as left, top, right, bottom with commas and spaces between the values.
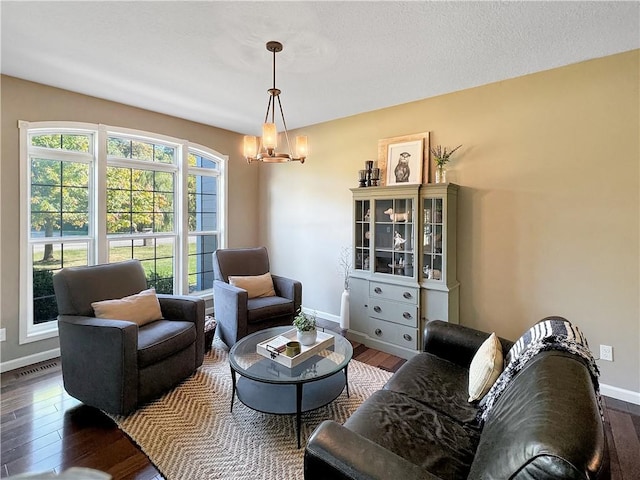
293, 309, 317, 346
430, 144, 462, 183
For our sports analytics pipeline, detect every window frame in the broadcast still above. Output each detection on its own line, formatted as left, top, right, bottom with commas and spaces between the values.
19, 120, 228, 344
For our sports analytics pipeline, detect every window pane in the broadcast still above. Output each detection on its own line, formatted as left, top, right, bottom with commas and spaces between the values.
62, 162, 89, 187
107, 136, 175, 164
109, 238, 175, 294
188, 153, 217, 169
31, 185, 61, 212
154, 171, 173, 192
153, 213, 174, 232
155, 192, 173, 213
107, 213, 133, 234
31, 158, 61, 185
31, 160, 89, 240
107, 166, 131, 190
188, 234, 217, 293
107, 189, 131, 212
62, 186, 89, 212
131, 140, 153, 161
107, 167, 174, 235
188, 175, 217, 232
31, 213, 61, 237
154, 145, 175, 164
31, 134, 90, 152
62, 213, 89, 235
32, 243, 88, 324
107, 137, 131, 158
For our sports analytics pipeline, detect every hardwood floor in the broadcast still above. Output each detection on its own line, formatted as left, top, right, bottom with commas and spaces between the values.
1, 325, 638, 479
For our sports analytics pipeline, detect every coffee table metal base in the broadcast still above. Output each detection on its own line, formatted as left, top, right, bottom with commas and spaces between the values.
230, 367, 349, 448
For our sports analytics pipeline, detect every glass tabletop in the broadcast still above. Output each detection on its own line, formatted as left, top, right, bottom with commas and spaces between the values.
229, 326, 353, 385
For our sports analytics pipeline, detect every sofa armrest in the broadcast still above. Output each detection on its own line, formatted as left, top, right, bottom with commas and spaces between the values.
305, 421, 440, 480
57, 315, 138, 414
423, 320, 513, 368
271, 274, 302, 309
213, 280, 249, 344
157, 295, 205, 366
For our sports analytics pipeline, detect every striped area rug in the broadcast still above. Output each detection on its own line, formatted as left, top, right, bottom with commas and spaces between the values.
110, 338, 392, 479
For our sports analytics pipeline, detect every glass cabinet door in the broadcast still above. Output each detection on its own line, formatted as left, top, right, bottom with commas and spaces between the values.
422, 198, 443, 282
354, 200, 370, 271
373, 198, 414, 277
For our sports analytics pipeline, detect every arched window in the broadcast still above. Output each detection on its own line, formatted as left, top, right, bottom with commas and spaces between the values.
19, 121, 227, 343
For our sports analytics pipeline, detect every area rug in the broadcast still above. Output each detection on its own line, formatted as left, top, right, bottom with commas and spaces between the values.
110, 338, 392, 479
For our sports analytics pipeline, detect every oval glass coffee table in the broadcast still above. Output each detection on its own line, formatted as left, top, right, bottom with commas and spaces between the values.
229, 326, 353, 448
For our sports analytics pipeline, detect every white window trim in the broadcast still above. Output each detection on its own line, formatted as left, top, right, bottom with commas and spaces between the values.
19, 120, 228, 344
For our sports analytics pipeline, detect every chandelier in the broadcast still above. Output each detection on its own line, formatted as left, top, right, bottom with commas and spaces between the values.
243, 41, 308, 164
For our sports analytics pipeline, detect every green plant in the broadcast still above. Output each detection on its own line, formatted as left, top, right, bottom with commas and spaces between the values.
293, 310, 316, 332
430, 144, 462, 167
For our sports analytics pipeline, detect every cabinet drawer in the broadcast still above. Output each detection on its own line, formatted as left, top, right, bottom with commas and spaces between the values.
368, 298, 418, 327
364, 318, 397, 344
363, 318, 419, 350
369, 282, 419, 305
395, 324, 419, 350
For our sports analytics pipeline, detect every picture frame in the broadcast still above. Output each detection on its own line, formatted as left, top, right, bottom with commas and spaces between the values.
378, 132, 429, 186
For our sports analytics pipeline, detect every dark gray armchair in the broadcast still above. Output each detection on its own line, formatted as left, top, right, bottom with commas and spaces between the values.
53, 259, 205, 415
213, 246, 302, 346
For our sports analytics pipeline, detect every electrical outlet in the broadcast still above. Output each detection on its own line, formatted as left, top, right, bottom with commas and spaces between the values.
600, 344, 613, 361
0, 328, 5, 342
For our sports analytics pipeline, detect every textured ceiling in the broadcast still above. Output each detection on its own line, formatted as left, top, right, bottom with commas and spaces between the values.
1, 1, 638, 135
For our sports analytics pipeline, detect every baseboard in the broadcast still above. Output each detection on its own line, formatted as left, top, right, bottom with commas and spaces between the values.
1, 348, 61, 373
302, 307, 340, 325
600, 383, 640, 405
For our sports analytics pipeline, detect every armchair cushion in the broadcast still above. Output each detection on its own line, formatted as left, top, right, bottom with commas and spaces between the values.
229, 272, 276, 298
91, 288, 163, 326
137, 320, 197, 368
247, 296, 295, 324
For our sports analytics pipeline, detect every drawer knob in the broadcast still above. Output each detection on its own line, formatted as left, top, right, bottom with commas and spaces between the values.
374, 287, 382, 294
375, 328, 383, 337
403, 292, 413, 299
373, 306, 382, 313
403, 334, 412, 341
403, 312, 412, 319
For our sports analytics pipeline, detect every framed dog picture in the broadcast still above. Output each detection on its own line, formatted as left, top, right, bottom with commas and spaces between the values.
378, 132, 429, 186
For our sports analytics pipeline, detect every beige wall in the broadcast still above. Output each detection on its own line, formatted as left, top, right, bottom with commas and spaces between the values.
260, 50, 640, 392
0, 75, 258, 364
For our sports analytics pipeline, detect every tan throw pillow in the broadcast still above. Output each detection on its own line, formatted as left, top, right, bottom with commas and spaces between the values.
91, 288, 163, 326
468, 332, 504, 402
228, 272, 276, 299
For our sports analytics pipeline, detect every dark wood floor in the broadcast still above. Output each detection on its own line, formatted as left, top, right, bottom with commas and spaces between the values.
1, 323, 638, 479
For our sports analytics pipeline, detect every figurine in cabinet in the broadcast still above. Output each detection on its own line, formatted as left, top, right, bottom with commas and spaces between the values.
384, 208, 410, 222
393, 231, 406, 250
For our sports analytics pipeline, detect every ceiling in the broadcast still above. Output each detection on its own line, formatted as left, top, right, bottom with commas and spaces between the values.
2, 1, 638, 136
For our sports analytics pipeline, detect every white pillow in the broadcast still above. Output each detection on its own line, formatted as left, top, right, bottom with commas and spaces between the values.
91, 288, 163, 326
228, 272, 276, 299
468, 332, 504, 402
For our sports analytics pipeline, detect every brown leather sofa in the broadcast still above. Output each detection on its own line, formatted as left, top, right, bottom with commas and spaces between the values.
305, 320, 609, 480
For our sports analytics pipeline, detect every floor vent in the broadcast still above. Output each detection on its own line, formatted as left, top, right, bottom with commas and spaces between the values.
17, 360, 60, 378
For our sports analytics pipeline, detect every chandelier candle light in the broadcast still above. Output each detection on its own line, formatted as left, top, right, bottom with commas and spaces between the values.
243, 41, 308, 164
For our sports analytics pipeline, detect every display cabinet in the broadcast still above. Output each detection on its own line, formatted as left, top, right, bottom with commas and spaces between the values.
420, 183, 459, 326
349, 183, 458, 359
